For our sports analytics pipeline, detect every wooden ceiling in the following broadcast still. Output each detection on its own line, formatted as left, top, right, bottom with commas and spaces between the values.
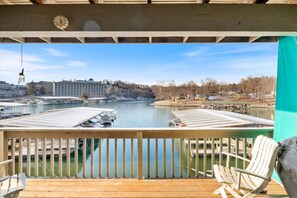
0, 1, 297, 43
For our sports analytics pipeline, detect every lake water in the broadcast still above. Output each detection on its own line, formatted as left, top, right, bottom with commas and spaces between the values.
11, 100, 274, 178
11, 99, 275, 127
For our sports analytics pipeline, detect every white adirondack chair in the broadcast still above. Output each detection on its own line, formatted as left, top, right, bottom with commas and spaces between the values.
213, 135, 280, 198
0, 159, 25, 198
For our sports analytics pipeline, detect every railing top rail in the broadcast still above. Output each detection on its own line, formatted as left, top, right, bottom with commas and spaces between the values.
1, 127, 274, 138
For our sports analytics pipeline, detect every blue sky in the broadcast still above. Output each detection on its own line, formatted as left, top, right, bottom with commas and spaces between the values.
0, 43, 278, 85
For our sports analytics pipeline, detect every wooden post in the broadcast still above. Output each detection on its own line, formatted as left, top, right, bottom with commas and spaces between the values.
137, 132, 143, 180
0, 131, 6, 177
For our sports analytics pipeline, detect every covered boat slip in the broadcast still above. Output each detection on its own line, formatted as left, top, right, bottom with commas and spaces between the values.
0, 107, 115, 128
173, 109, 273, 128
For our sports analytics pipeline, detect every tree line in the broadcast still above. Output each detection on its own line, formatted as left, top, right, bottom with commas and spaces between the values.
151, 76, 276, 101
105, 80, 155, 99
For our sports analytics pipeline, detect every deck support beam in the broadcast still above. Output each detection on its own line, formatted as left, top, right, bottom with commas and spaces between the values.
0, 4, 297, 43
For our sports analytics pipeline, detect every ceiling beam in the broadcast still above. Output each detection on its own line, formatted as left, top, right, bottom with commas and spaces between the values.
30, 0, 57, 4
183, 36, 188, 43
255, 0, 269, 3
39, 37, 51, 43
0, 4, 297, 44
0, 5, 297, 33
76, 37, 85, 43
1, 31, 297, 38
0, 0, 12, 4
215, 36, 225, 43
248, 36, 260, 42
9, 37, 25, 43
112, 37, 118, 43
241, 0, 256, 3
149, 37, 152, 43
89, 0, 104, 3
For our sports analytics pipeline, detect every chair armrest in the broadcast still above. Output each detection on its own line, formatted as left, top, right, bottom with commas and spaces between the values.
0, 176, 10, 182
0, 159, 13, 166
232, 167, 271, 181
222, 152, 251, 168
221, 152, 251, 162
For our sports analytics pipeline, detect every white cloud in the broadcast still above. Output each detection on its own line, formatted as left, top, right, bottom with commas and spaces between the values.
182, 44, 277, 58
66, 61, 88, 68
44, 48, 69, 57
182, 47, 210, 57
0, 49, 64, 84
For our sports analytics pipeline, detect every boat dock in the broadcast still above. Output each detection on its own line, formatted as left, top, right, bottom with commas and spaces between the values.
0, 107, 115, 128
202, 101, 251, 110
1, 107, 116, 158
172, 109, 273, 128
172, 109, 274, 158
0, 102, 29, 119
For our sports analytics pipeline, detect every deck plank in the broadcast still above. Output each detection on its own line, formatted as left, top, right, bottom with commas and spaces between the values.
19, 178, 288, 198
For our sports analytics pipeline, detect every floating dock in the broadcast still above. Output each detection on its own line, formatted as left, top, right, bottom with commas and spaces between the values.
202, 101, 251, 110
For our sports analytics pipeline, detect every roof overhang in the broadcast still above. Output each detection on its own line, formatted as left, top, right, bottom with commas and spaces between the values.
1, 4, 297, 43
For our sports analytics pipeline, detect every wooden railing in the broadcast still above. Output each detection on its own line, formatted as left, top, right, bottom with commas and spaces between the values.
0, 128, 273, 179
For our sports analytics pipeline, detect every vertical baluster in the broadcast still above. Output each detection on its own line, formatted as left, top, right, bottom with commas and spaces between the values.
164, 138, 166, 178
107, 138, 109, 177
235, 138, 239, 168
155, 138, 158, 178
227, 138, 231, 168
219, 138, 223, 166
26, 138, 31, 177
59, 138, 62, 177
18, 138, 23, 174
75, 138, 78, 177
83, 138, 86, 177
179, 138, 182, 178
115, 138, 117, 177
148, 138, 150, 178
137, 132, 143, 180
171, 138, 174, 178
211, 138, 215, 177
91, 138, 94, 178
203, 138, 207, 177
66, 138, 70, 177
131, 138, 134, 178
42, 138, 46, 177
50, 138, 54, 177
34, 138, 38, 177
228, 138, 231, 153
123, 138, 126, 178
99, 139, 102, 178
187, 138, 190, 178
195, 138, 199, 178
243, 138, 247, 169
11, 138, 15, 175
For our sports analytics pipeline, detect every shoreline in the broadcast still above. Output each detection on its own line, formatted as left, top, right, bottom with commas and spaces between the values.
152, 99, 275, 109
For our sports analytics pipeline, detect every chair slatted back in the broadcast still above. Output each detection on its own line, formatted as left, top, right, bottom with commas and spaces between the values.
243, 135, 280, 191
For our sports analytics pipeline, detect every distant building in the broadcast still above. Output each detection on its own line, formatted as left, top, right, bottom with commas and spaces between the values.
0, 81, 27, 98
53, 79, 110, 97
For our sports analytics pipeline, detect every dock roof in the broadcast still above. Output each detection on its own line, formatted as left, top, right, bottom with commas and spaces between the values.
173, 109, 273, 128
0, 107, 115, 128
0, 102, 28, 107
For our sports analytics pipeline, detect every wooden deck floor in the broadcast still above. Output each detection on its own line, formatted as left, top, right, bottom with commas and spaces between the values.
19, 178, 288, 198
